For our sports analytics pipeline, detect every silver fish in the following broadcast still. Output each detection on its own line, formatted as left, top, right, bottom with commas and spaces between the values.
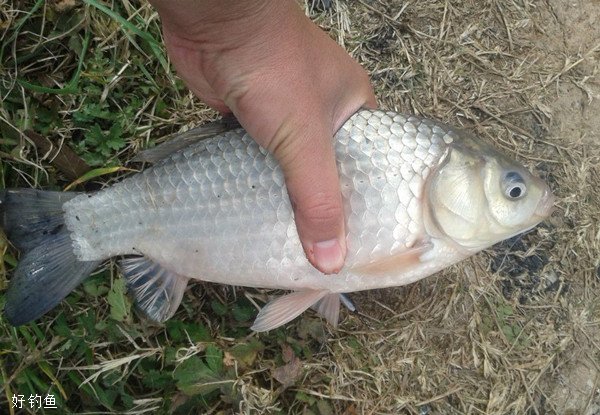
0, 110, 554, 331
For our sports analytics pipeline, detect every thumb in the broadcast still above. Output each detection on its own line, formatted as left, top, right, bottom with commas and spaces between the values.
274, 125, 346, 274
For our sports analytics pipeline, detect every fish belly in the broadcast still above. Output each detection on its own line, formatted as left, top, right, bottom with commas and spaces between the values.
63, 110, 455, 292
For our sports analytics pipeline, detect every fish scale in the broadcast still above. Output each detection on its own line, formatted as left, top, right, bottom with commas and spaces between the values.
1, 109, 553, 329
62, 110, 452, 292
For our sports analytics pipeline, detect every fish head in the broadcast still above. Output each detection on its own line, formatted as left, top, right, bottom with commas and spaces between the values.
426, 136, 554, 251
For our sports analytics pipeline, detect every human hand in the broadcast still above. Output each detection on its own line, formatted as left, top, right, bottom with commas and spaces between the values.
149, 0, 377, 274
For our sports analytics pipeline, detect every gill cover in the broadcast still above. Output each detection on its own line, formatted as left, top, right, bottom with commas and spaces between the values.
426, 139, 552, 250
426, 145, 487, 247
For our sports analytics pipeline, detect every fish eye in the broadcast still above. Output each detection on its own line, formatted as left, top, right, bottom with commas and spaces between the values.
506, 184, 525, 199
504, 172, 526, 200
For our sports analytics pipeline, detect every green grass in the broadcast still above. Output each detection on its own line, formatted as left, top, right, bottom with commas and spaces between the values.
0, 2, 312, 413
1, 1, 599, 414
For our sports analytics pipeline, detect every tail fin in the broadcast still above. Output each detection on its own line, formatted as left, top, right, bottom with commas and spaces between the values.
1, 189, 100, 325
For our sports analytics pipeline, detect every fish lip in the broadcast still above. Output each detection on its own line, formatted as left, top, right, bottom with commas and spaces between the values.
534, 186, 555, 218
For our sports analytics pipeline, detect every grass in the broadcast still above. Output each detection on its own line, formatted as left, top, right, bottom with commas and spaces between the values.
1, 0, 599, 414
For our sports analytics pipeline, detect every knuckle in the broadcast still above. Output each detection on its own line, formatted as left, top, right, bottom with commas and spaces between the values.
268, 122, 297, 160
294, 193, 343, 227
222, 77, 254, 110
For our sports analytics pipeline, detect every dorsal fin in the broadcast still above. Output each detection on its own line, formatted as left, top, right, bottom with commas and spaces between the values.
133, 116, 241, 163
120, 256, 189, 322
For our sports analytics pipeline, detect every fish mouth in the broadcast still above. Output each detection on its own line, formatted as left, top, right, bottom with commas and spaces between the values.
534, 186, 555, 218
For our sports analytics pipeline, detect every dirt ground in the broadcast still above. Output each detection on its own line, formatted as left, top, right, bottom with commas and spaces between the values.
528, 1, 600, 414
310, 0, 600, 413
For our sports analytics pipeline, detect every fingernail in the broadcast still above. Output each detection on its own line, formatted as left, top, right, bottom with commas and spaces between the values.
313, 239, 344, 274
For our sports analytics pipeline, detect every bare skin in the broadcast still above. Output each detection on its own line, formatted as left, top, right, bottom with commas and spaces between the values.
149, 0, 377, 274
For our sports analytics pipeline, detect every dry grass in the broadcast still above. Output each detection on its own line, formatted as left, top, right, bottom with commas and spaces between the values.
1, 0, 599, 414
304, 1, 600, 414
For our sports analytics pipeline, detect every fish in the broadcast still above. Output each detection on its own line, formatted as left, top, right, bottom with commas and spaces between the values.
0, 110, 554, 331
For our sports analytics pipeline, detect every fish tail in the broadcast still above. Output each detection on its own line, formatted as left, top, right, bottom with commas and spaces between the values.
1, 189, 100, 325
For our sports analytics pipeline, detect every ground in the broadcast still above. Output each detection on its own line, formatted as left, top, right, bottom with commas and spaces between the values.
0, 0, 599, 414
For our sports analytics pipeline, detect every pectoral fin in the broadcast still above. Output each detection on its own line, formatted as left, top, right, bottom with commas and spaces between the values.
251, 290, 330, 332
120, 256, 189, 322
349, 243, 433, 276
311, 294, 341, 328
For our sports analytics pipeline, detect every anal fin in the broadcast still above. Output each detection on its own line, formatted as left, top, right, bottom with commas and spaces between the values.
251, 290, 330, 332
120, 256, 189, 322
